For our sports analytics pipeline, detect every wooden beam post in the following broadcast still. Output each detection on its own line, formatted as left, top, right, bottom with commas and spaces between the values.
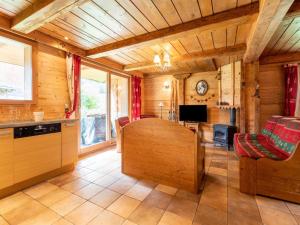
12, 0, 89, 34
260, 52, 300, 65
244, 0, 295, 63
86, 3, 259, 58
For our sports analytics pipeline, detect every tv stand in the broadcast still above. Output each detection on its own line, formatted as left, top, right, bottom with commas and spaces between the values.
184, 122, 200, 132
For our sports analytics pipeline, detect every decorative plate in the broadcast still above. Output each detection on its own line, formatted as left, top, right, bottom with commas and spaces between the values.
196, 80, 208, 96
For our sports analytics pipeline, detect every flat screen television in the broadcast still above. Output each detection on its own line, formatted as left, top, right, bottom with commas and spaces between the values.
179, 105, 207, 122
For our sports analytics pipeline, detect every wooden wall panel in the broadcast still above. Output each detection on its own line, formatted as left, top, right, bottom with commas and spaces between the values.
258, 64, 285, 128
0, 45, 69, 122
143, 72, 230, 143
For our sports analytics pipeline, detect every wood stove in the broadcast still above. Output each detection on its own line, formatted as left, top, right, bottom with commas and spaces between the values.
213, 108, 237, 150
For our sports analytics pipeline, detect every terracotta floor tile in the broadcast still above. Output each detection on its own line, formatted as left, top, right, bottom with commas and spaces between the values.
208, 166, 227, 177
48, 173, 79, 187
158, 211, 192, 225
0, 192, 32, 215
90, 189, 121, 208
285, 202, 300, 216
75, 183, 104, 200
107, 195, 141, 218
200, 187, 227, 212
87, 210, 124, 225
61, 178, 90, 193
137, 179, 157, 189
193, 203, 227, 225
65, 201, 103, 225
0, 216, 8, 225
256, 196, 290, 213
50, 194, 86, 216
23, 182, 58, 199
167, 197, 197, 221
19, 208, 61, 225
143, 190, 173, 210
155, 184, 178, 195
2, 200, 47, 225
175, 190, 201, 203
123, 220, 138, 225
94, 175, 120, 187
129, 203, 164, 225
82, 171, 105, 182
108, 177, 137, 194
228, 210, 263, 225
125, 184, 152, 201
37, 188, 72, 207
52, 218, 74, 225
72, 167, 94, 177
259, 206, 298, 225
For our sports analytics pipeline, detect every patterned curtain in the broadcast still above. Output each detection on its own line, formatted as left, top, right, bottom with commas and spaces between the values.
169, 79, 178, 121
131, 76, 141, 120
66, 53, 81, 119
284, 65, 298, 116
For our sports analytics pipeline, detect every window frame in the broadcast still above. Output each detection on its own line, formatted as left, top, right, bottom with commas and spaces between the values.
0, 32, 37, 105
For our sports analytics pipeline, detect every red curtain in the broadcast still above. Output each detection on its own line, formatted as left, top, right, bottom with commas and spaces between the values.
66, 55, 81, 119
131, 76, 141, 120
284, 65, 298, 116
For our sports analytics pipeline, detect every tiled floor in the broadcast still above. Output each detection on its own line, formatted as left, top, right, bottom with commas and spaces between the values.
1, 146, 300, 225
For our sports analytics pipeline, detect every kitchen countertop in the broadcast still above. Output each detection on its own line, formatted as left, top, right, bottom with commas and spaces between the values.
0, 119, 78, 129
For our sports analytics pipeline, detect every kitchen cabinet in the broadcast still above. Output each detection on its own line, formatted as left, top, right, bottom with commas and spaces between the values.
62, 121, 79, 166
0, 128, 13, 189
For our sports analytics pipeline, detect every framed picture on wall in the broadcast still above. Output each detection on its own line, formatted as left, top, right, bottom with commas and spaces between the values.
196, 80, 208, 96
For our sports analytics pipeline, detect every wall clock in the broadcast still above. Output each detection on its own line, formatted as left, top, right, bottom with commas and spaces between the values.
196, 80, 208, 96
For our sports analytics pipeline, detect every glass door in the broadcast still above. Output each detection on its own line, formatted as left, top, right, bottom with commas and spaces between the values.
80, 64, 107, 148
110, 74, 129, 139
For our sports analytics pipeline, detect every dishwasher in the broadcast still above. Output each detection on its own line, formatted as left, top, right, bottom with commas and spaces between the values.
13, 123, 62, 183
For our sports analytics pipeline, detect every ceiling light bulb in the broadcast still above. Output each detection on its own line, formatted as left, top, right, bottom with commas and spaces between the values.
64, 37, 69, 40
153, 54, 161, 65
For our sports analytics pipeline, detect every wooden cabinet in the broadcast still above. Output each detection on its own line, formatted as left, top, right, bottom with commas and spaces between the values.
62, 121, 78, 166
14, 133, 62, 183
0, 128, 13, 189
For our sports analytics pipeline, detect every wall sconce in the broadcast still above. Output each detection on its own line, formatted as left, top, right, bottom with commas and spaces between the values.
163, 81, 170, 90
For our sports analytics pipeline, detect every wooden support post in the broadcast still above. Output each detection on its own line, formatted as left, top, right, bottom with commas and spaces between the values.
240, 157, 257, 195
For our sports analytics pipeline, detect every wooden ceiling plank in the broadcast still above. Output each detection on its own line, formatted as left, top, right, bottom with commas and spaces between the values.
243, 0, 295, 63
0, 0, 31, 16
92, 0, 147, 35
262, 18, 293, 56
212, 0, 237, 13
170, 39, 189, 55
71, 7, 123, 41
278, 30, 300, 53
171, 0, 201, 22
11, 0, 89, 34
130, 0, 169, 29
79, 1, 134, 39
198, 0, 213, 17
160, 42, 181, 57
86, 2, 259, 58
235, 22, 252, 44
212, 28, 227, 49
289, 38, 300, 52
179, 35, 202, 53
116, 0, 156, 32
197, 31, 214, 50
124, 44, 246, 71
145, 67, 216, 76
226, 25, 237, 47
237, 0, 254, 7
151, 0, 182, 26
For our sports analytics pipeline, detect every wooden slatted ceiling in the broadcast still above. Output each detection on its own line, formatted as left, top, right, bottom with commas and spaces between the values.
107, 21, 251, 66
0, 0, 33, 17
262, 16, 300, 56
27, 0, 256, 51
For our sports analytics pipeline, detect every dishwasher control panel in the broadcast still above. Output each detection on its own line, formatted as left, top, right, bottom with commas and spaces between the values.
14, 123, 61, 139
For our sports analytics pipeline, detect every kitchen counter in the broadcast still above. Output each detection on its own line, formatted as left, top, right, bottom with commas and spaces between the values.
0, 119, 78, 129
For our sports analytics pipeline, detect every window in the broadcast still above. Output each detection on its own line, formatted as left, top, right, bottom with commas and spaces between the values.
0, 35, 33, 101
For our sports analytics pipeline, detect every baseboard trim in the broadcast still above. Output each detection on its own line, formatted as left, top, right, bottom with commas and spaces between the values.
0, 164, 74, 199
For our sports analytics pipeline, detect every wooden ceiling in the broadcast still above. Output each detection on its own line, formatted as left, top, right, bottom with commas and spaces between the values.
0, 0, 299, 74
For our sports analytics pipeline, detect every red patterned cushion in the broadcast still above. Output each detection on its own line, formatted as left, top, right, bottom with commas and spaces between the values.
234, 133, 290, 160
261, 115, 283, 138
118, 117, 130, 127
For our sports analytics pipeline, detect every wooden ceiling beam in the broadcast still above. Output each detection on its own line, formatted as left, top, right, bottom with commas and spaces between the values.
145, 68, 217, 76
243, 0, 295, 63
260, 52, 300, 65
86, 3, 259, 58
124, 44, 246, 72
11, 0, 88, 34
